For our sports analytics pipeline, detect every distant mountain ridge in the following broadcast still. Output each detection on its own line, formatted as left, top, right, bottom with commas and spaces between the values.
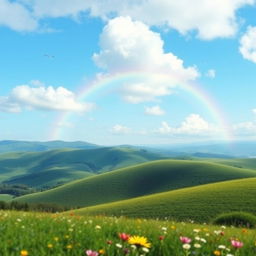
0, 140, 99, 152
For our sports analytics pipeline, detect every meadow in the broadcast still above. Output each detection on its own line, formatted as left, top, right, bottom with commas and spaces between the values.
0, 210, 255, 256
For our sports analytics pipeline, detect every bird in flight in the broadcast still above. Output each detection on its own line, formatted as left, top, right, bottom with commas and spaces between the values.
44, 54, 55, 58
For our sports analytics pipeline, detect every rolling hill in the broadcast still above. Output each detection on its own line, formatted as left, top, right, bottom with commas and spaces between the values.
0, 147, 163, 188
15, 160, 256, 207
75, 177, 256, 222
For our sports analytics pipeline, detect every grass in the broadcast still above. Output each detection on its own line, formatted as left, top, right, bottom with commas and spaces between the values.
76, 177, 256, 222
0, 194, 13, 201
0, 147, 162, 188
15, 160, 256, 207
1, 210, 256, 256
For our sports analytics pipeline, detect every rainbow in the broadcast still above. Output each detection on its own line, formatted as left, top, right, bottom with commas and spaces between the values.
50, 72, 234, 142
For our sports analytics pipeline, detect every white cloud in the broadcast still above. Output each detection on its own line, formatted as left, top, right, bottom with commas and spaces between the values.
157, 114, 218, 136
0, 0, 37, 31
0, 84, 94, 113
93, 16, 199, 103
111, 124, 131, 134
253, 109, 256, 114
27, 0, 254, 39
206, 69, 216, 78
240, 26, 256, 63
233, 121, 256, 135
145, 105, 165, 116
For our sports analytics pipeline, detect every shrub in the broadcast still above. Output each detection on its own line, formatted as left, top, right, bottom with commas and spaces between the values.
212, 212, 256, 228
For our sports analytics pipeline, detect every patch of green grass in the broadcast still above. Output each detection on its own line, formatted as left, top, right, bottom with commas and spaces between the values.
16, 160, 256, 208
0, 210, 256, 256
212, 212, 256, 228
76, 177, 256, 222
0, 194, 13, 201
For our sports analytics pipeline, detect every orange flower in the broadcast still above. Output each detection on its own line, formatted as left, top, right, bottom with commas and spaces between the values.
213, 250, 221, 256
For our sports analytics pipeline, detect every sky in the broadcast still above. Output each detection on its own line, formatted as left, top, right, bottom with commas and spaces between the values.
1, 0, 256, 145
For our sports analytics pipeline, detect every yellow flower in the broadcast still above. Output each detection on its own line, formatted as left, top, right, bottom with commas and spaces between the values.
66, 244, 73, 249
54, 237, 59, 242
170, 225, 176, 230
128, 236, 151, 248
213, 250, 221, 256
47, 243, 53, 248
20, 250, 29, 256
99, 249, 105, 254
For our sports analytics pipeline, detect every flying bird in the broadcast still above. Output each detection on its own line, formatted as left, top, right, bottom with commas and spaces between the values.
44, 54, 55, 58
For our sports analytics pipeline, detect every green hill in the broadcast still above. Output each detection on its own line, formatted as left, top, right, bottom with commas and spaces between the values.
76, 177, 256, 222
0, 147, 163, 188
211, 158, 256, 170
15, 160, 256, 207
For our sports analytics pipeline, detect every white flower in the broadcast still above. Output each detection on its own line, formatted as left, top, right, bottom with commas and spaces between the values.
95, 225, 101, 229
226, 254, 234, 256
193, 229, 200, 233
116, 243, 122, 248
221, 226, 226, 229
194, 243, 201, 248
183, 244, 191, 250
142, 247, 150, 253
195, 236, 200, 241
200, 238, 207, 243
218, 245, 226, 249
161, 227, 167, 231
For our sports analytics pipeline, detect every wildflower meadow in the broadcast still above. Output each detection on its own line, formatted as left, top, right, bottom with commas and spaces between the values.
0, 210, 256, 256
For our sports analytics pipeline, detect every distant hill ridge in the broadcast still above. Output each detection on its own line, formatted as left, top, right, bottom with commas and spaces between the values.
0, 147, 163, 188
0, 140, 99, 153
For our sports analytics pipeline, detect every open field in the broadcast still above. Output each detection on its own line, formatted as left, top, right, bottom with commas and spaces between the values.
15, 160, 256, 207
0, 210, 255, 256
76, 177, 256, 222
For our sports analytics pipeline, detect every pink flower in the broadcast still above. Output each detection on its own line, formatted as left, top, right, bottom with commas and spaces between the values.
85, 250, 99, 256
119, 233, 130, 241
231, 240, 244, 249
180, 236, 192, 244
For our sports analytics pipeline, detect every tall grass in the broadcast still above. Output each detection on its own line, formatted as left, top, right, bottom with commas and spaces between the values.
1, 210, 256, 256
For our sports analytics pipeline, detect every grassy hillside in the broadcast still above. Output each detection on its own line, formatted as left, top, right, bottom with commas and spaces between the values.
15, 160, 256, 207
0, 194, 13, 201
0, 147, 162, 188
76, 177, 256, 222
211, 158, 256, 170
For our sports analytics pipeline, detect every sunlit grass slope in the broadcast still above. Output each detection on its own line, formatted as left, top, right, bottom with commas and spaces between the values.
0, 147, 162, 188
16, 160, 256, 207
76, 177, 256, 222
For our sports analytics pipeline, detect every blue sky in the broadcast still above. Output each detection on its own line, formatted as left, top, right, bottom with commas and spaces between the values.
1, 0, 256, 145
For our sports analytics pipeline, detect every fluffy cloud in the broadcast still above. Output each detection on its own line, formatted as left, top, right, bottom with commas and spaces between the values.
233, 121, 256, 135
111, 124, 131, 134
206, 69, 216, 78
157, 114, 218, 136
0, 85, 93, 113
0, 0, 37, 31
240, 26, 256, 63
253, 109, 256, 114
94, 16, 199, 103
145, 105, 165, 116
26, 0, 254, 39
